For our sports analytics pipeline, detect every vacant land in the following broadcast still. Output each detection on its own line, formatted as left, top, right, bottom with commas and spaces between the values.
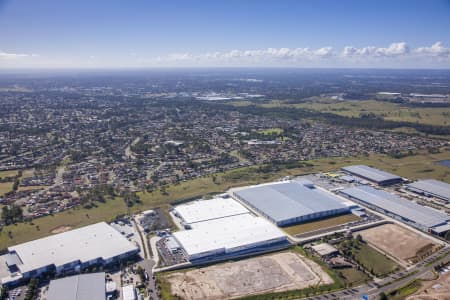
50, 225, 73, 234
359, 224, 439, 266
339, 239, 400, 277
387, 280, 423, 300
336, 267, 370, 287
18, 185, 49, 192
164, 251, 333, 300
0, 170, 19, 178
283, 214, 360, 236
353, 242, 400, 277
232, 98, 450, 127
407, 272, 450, 300
258, 128, 284, 135
0, 182, 13, 196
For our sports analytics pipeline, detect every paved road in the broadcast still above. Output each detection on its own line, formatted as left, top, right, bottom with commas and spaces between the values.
138, 259, 159, 300
303, 246, 450, 300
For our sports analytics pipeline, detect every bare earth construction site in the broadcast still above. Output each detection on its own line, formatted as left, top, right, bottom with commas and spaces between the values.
165, 251, 333, 300
358, 223, 440, 266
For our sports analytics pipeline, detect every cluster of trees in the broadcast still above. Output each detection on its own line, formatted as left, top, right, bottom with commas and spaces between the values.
24, 278, 40, 300
1, 205, 23, 225
123, 191, 141, 207
78, 184, 115, 206
226, 104, 450, 136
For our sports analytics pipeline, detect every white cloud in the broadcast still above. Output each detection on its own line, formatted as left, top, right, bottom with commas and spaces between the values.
1, 42, 450, 68
342, 42, 409, 58
145, 42, 450, 68
415, 42, 450, 58
0, 51, 38, 60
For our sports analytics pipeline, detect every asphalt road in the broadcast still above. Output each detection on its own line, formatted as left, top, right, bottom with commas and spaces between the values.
304, 246, 450, 300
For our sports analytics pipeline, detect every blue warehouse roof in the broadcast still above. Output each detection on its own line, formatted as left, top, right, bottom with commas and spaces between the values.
341, 165, 401, 184
406, 179, 450, 202
234, 181, 349, 224
340, 185, 449, 228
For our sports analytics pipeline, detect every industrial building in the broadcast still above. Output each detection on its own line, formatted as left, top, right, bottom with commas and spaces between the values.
173, 197, 249, 225
0, 222, 139, 286
406, 179, 450, 203
173, 213, 288, 261
340, 185, 449, 231
341, 165, 403, 186
122, 285, 137, 300
47, 272, 106, 300
311, 243, 339, 258
232, 180, 353, 226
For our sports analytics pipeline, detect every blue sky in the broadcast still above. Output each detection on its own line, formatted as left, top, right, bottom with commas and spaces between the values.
1, 0, 450, 68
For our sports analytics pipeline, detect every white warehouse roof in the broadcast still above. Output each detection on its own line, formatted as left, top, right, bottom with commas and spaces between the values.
8, 222, 139, 274
174, 197, 249, 224
233, 180, 350, 225
406, 179, 450, 202
47, 272, 106, 300
173, 214, 287, 260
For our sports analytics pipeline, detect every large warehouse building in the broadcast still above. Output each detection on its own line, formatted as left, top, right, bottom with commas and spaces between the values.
171, 197, 288, 261
0, 222, 139, 286
47, 272, 106, 300
406, 179, 450, 203
173, 197, 249, 225
341, 165, 403, 186
340, 185, 449, 231
173, 214, 288, 261
232, 180, 353, 226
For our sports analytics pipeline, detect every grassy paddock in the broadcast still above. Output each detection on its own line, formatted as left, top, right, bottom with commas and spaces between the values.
283, 214, 360, 236
248, 98, 450, 126
0, 170, 19, 178
0, 182, 13, 196
353, 242, 400, 277
386, 279, 422, 300
336, 267, 370, 287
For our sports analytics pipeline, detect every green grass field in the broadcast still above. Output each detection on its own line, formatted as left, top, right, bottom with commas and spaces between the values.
0, 197, 128, 249
258, 127, 284, 135
0, 170, 19, 178
386, 279, 422, 300
352, 242, 400, 277
0, 150, 448, 249
231, 98, 450, 126
283, 214, 360, 236
336, 267, 370, 287
0, 182, 13, 196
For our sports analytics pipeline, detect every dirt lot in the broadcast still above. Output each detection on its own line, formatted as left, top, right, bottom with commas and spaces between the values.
358, 224, 438, 265
165, 251, 333, 300
407, 272, 450, 300
50, 225, 73, 234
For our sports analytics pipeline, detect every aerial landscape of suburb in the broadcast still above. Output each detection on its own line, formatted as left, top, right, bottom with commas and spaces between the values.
0, 0, 450, 300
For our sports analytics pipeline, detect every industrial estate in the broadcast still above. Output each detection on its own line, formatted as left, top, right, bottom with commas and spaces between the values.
1, 163, 449, 300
